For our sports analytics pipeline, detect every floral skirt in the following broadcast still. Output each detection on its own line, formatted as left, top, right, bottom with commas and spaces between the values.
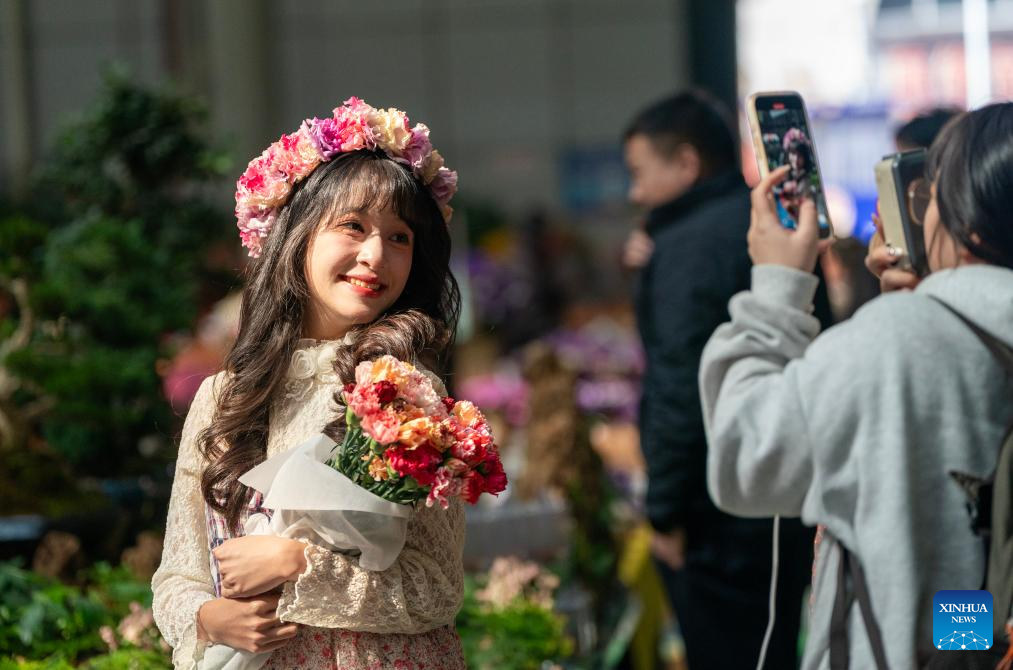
262, 624, 465, 670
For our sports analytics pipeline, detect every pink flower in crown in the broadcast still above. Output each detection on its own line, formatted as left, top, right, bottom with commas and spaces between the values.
429, 167, 458, 206
305, 117, 342, 160
307, 115, 373, 160
397, 124, 433, 170
235, 205, 276, 258
236, 162, 265, 195
342, 96, 373, 116
332, 98, 377, 152
275, 128, 322, 177
361, 409, 400, 445
238, 152, 290, 209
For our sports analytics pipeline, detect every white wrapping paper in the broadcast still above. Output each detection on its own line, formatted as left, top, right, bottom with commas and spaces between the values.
198, 433, 412, 670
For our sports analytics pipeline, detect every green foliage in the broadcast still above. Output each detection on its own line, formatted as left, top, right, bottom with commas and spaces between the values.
0, 651, 170, 670
0, 216, 48, 281
83, 563, 153, 613
456, 574, 573, 670
0, 562, 109, 661
33, 67, 231, 235
36, 216, 192, 342
0, 657, 75, 670
79, 649, 171, 670
0, 561, 167, 667
1, 69, 234, 477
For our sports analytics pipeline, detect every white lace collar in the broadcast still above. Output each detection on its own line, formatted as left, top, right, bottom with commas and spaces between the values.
286, 331, 356, 384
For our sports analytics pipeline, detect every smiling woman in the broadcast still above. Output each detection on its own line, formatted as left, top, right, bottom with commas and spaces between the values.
303, 203, 416, 340
150, 99, 466, 670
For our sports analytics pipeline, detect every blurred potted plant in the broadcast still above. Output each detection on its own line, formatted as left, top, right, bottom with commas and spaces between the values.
0, 69, 232, 556
456, 556, 573, 669
0, 559, 170, 668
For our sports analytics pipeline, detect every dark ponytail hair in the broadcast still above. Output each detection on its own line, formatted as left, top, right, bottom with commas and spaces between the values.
928, 102, 1013, 270
199, 151, 460, 531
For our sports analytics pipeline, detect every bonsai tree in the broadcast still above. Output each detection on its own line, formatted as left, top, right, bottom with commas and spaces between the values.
0, 69, 233, 484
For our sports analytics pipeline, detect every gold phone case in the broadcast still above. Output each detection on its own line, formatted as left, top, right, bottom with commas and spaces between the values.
746, 90, 835, 239
874, 156, 913, 270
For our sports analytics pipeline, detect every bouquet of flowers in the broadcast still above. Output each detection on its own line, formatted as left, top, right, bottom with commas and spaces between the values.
202, 356, 506, 670
332, 355, 508, 509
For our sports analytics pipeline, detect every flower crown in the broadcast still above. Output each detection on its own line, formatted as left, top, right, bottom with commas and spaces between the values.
234, 97, 458, 258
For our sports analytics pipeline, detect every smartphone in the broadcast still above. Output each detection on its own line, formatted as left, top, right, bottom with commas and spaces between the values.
746, 91, 834, 239
874, 149, 929, 276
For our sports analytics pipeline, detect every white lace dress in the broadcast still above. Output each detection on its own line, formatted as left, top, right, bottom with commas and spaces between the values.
151, 339, 466, 670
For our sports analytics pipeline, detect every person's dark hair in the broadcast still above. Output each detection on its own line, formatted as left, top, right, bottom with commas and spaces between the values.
895, 107, 962, 151
199, 151, 460, 531
927, 102, 1013, 270
785, 139, 813, 173
623, 89, 739, 178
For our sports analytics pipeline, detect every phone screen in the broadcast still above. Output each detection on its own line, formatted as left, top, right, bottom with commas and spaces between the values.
754, 94, 832, 237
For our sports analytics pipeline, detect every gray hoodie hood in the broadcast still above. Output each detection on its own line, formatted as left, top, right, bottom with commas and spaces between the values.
918, 265, 1013, 348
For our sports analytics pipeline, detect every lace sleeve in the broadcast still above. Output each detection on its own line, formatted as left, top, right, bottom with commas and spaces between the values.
277, 499, 465, 634
151, 374, 221, 670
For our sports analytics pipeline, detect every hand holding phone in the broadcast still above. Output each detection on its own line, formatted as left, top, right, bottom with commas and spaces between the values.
873, 149, 929, 277
865, 212, 922, 292
747, 165, 830, 273
746, 91, 834, 239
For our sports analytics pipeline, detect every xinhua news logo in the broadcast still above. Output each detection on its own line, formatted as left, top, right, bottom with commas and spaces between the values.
933, 590, 993, 651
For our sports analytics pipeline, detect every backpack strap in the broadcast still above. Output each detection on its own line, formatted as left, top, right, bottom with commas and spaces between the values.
929, 296, 1013, 632
830, 543, 890, 670
928, 297, 1013, 376
993, 428, 1013, 637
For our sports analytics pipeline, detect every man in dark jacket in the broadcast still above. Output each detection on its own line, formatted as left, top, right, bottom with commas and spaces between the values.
625, 90, 831, 669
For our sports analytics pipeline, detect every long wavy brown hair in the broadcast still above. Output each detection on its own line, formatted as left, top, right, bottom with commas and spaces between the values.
198, 151, 461, 531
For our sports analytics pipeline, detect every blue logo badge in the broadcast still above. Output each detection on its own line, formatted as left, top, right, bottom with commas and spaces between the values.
933, 590, 993, 651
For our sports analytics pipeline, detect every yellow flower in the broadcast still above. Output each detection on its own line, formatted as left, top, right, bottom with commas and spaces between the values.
453, 400, 484, 428
398, 405, 427, 422
370, 355, 415, 387
370, 108, 411, 154
420, 149, 445, 184
397, 417, 439, 450
294, 130, 321, 166
368, 456, 390, 481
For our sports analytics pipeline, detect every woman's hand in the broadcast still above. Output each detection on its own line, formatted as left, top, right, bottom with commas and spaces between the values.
865, 214, 921, 293
197, 593, 299, 653
748, 165, 831, 273
214, 535, 308, 599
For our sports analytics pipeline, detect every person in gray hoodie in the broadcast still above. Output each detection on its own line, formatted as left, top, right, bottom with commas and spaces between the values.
700, 103, 1013, 669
